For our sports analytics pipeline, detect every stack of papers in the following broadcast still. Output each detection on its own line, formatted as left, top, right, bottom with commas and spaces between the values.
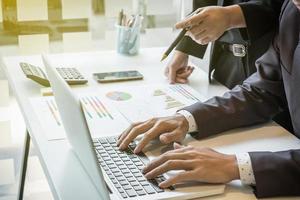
30, 84, 204, 141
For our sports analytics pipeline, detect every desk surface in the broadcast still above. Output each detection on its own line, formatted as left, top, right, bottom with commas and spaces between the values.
2, 48, 300, 200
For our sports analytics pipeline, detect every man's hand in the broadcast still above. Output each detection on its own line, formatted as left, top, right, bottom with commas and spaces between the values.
117, 114, 189, 154
164, 50, 194, 84
143, 143, 240, 188
176, 5, 246, 45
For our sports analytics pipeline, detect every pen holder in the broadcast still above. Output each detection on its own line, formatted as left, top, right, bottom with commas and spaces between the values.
116, 24, 140, 55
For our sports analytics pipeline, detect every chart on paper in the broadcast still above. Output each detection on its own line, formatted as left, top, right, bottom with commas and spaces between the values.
79, 95, 129, 138
101, 84, 205, 122
30, 96, 130, 141
30, 97, 65, 140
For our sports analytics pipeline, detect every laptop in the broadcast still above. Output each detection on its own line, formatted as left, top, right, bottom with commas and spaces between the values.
42, 54, 225, 200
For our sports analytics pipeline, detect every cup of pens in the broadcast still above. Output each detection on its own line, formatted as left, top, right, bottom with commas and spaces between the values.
116, 10, 142, 55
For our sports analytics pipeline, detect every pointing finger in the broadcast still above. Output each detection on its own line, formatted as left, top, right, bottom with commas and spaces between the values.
175, 10, 206, 29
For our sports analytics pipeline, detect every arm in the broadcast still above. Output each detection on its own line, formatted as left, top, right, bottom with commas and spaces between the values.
183, 38, 300, 197
239, 0, 284, 41
250, 150, 300, 197
183, 39, 285, 139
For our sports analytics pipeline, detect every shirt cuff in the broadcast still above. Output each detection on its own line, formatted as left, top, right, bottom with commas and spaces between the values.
177, 110, 198, 132
236, 153, 256, 185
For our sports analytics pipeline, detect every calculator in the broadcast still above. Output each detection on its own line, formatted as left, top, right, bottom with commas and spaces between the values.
20, 62, 88, 87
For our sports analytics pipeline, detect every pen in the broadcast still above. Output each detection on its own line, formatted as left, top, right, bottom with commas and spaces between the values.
160, 9, 202, 62
118, 9, 124, 26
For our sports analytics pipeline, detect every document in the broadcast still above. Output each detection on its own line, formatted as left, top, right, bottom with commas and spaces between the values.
79, 94, 130, 138
30, 95, 129, 141
97, 84, 205, 123
30, 84, 204, 140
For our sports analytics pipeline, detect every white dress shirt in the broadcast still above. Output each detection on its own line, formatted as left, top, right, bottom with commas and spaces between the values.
177, 110, 256, 185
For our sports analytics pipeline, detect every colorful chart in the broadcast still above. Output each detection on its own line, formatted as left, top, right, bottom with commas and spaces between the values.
45, 99, 61, 126
81, 96, 114, 120
106, 91, 132, 101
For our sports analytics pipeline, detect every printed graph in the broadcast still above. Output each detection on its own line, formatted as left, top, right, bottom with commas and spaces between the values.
45, 98, 61, 126
170, 85, 200, 101
152, 89, 185, 110
106, 91, 132, 101
81, 96, 114, 120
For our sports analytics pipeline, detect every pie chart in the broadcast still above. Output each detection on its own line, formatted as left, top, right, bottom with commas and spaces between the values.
106, 91, 132, 101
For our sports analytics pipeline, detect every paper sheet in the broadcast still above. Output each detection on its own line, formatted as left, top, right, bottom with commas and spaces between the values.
79, 94, 130, 138
98, 84, 205, 123
30, 97, 66, 140
30, 95, 130, 141
30, 84, 204, 141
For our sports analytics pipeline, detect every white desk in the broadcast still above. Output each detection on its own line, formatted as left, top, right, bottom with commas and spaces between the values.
2, 47, 300, 200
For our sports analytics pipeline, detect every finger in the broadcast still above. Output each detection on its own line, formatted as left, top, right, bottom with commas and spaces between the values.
134, 123, 165, 154
168, 66, 177, 84
200, 37, 211, 45
117, 122, 142, 145
175, 77, 188, 84
159, 129, 184, 144
159, 171, 195, 188
145, 160, 192, 179
176, 66, 188, 74
189, 22, 206, 36
176, 68, 194, 79
143, 152, 191, 174
175, 10, 206, 29
172, 145, 193, 153
173, 142, 183, 149
119, 120, 155, 150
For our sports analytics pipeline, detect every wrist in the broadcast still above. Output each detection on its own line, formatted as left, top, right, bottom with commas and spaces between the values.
223, 5, 246, 29
226, 155, 240, 181
175, 113, 189, 133
175, 50, 188, 58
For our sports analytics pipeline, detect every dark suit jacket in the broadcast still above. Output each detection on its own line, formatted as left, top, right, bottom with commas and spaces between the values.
176, 0, 283, 63
183, 1, 300, 197
176, 0, 283, 90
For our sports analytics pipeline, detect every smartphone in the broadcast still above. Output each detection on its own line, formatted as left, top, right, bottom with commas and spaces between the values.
93, 70, 143, 83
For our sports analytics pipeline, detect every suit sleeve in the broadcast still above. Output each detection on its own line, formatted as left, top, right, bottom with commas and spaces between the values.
239, 0, 284, 41
182, 38, 300, 197
183, 39, 285, 138
249, 150, 300, 197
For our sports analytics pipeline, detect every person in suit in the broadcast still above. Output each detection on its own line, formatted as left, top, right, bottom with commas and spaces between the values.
168, 0, 295, 136
117, 0, 300, 197
166, 0, 283, 87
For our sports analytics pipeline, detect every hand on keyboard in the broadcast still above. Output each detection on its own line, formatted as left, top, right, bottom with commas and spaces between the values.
142, 143, 239, 188
117, 114, 189, 154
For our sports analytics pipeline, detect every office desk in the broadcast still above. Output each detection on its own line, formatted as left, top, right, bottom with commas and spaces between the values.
2, 48, 300, 200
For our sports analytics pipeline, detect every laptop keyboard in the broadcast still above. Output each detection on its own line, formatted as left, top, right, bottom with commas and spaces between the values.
93, 137, 174, 198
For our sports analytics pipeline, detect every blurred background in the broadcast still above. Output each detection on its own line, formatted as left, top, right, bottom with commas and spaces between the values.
0, 1, 195, 199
